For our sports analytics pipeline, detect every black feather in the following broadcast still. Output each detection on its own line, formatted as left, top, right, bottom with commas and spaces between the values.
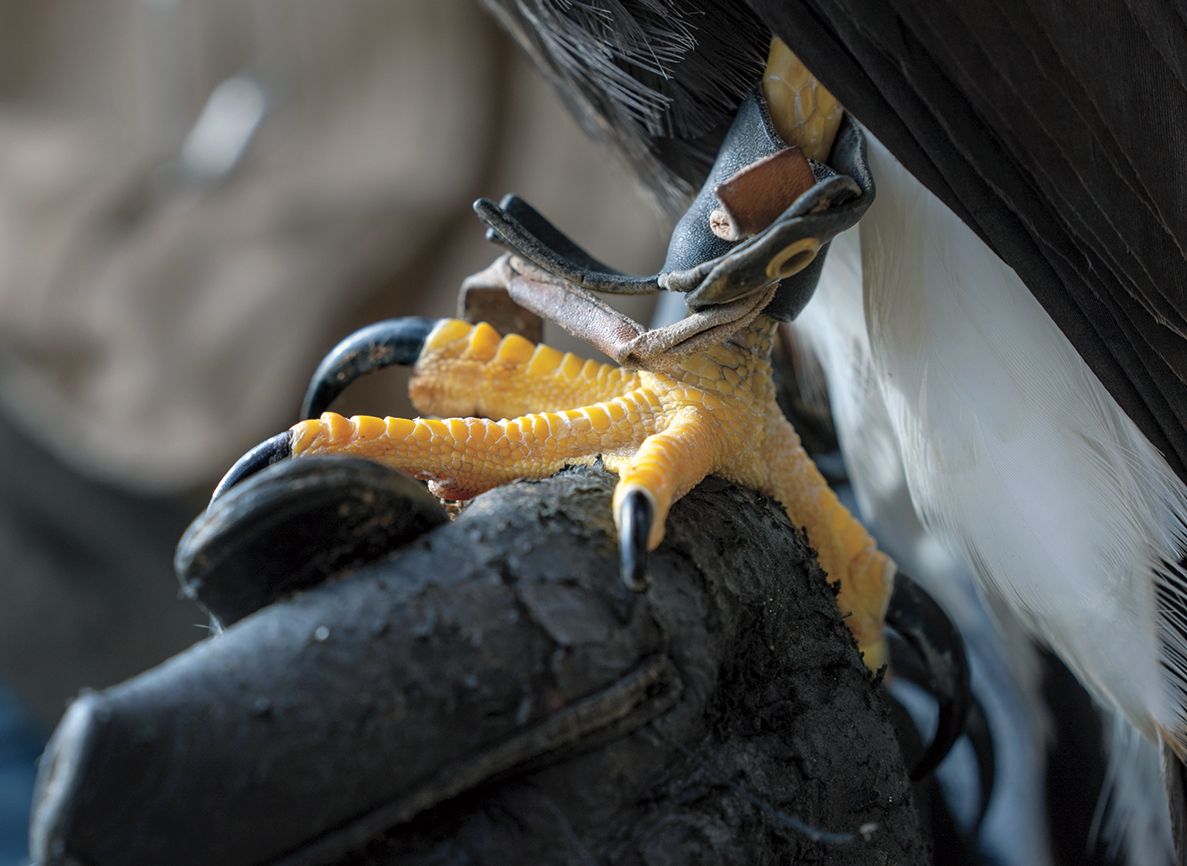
487, 0, 1187, 495
745, 0, 1187, 488
481, 0, 769, 213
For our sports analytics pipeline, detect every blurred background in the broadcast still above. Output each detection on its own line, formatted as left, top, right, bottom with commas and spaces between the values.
1, 5, 1151, 866
0, 2, 669, 862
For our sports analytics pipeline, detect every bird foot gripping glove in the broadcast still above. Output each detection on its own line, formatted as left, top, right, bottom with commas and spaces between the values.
23, 35, 1001, 866
213, 39, 982, 783
37, 462, 941, 866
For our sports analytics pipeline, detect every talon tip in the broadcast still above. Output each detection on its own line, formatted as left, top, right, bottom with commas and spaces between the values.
619, 490, 653, 592
210, 431, 292, 504
885, 572, 972, 780
300, 317, 436, 419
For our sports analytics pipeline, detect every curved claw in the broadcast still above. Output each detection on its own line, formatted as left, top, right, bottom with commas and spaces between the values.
618, 490, 653, 592
210, 432, 292, 505
300, 317, 437, 419
889, 633, 996, 831
885, 572, 971, 780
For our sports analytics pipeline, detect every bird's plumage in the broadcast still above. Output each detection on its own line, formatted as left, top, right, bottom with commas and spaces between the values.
799, 143, 1183, 864
750, 0, 1187, 486
490, 0, 1187, 488
483, 0, 1187, 858
855, 136, 1187, 754
793, 225, 1060, 866
481, 0, 769, 212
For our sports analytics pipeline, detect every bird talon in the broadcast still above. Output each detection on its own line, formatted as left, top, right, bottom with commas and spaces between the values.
888, 628, 995, 829
885, 572, 972, 779
301, 316, 437, 419
210, 431, 292, 504
208, 312, 897, 703
619, 489, 654, 592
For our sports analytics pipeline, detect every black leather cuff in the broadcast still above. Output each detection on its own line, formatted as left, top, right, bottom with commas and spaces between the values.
474, 86, 875, 323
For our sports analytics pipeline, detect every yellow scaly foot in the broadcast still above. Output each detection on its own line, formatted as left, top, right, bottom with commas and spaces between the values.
286, 317, 894, 668
209, 36, 971, 778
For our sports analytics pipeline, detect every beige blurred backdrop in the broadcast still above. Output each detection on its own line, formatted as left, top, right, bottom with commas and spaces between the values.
0, 0, 668, 722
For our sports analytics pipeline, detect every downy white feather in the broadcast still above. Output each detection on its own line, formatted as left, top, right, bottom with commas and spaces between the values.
834, 134, 1185, 862
1094, 711, 1174, 866
856, 134, 1187, 743
796, 226, 1056, 866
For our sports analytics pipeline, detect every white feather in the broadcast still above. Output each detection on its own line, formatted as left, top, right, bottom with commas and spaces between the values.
1095, 711, 1175, 866
814, 134, 1187, 863
797, 227, 1057, 866
858, 135, 1187, 751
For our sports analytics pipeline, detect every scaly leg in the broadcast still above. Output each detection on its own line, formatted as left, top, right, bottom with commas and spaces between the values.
408, 318, 640, 418
225, 318, 893, 666
211, 38, 975, 779
217, 317, 971, 778
760, 417, 893, 669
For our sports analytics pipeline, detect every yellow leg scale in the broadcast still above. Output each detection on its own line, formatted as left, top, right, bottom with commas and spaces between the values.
290, 318, 895, 668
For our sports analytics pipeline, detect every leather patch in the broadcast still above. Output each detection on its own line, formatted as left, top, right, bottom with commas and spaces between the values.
460, 285, 543, 344
710, 146, 815, 241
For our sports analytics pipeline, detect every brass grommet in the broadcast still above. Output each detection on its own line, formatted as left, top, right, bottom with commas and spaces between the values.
765, 237, 821, 280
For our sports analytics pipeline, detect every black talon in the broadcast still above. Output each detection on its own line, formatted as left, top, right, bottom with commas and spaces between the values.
619, 490, 653, 592
888, 631, 996, 831
300, 316, 437, 419
210, 432, 292, 504
885, 572, 972, 780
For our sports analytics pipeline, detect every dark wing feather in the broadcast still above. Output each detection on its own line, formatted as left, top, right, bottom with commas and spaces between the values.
481, 0, 770, 211
745, 0, 1187, 483
481, 0, 1187, 486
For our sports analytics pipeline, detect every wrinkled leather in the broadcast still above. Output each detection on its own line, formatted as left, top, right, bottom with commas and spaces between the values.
475, 87, 876, 323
